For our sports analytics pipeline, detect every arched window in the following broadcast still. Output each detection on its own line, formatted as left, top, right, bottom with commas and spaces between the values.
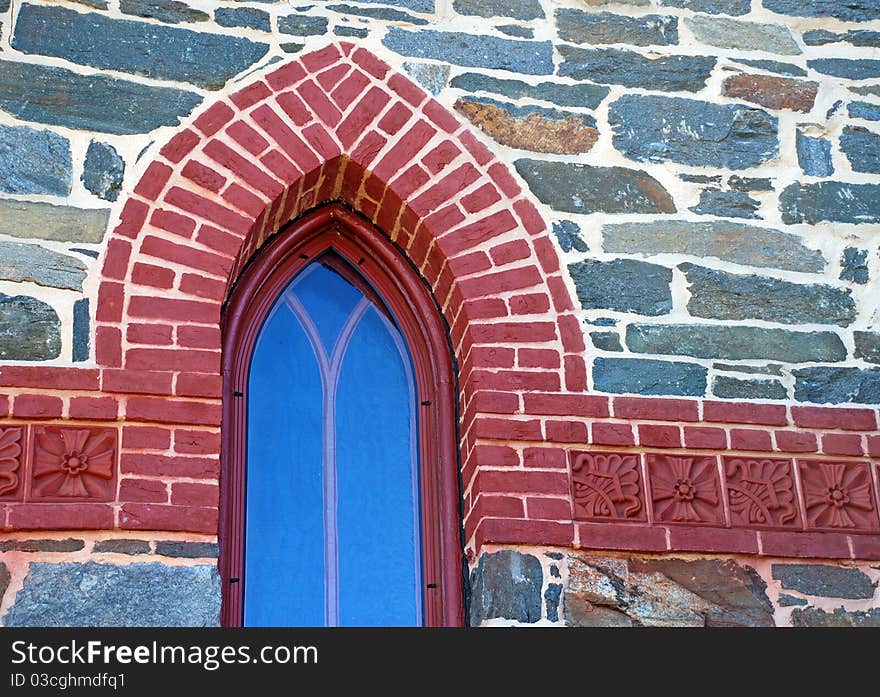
220, 205, 463, 627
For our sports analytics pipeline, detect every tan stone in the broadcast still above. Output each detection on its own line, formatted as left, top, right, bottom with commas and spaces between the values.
0, 199, 110, 243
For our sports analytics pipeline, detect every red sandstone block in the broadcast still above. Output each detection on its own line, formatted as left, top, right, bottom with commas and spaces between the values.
102, 369, 173, 396
508, 293, 551, 316
577, 522, 668, 553
171, 482, 219, 507
793, 406, 878, 431
179, 273, 225, 301
684, 426, 727, 450
557, 314, 586, 353
760, 530, 851, 559
9, 504, 114, 530
194, 102, 235, 137
851, 535, 880, 561
591, 422, 636, 446
13, 394, 62, 419
95, 326, 122, 367
177, 325, 221, 349
119, 503, 217, 534
459, 265, 544, 298
523, 447, 566, 469
821, 432, 864, 456
174, 429, 221, 455
473, 417, 542, 441
470, 321, 557, 344
134, 161, 172, 201
0, 366, 99, 390
524, 394, 609, 418
123, 425, 171, 450
176, 373, 223, 398
128, 296, 218, 324
266, 61, 307, 91
182, 161, 226, 193
545, 420, 587, 444
668, 527, 759, 554
639, 424, 682, 448
126, 397, 221, 426
547, 275, 575, 313
703, 401, 788, 426
476, 517, 574, 548
613, 396, 700, 422
69, 396, 118, 421
518, 348, 560, 369
102, 238, 131, 280
730, 428, 774, 452
527, 497, 571, 521
96, 281, 124, 322
132, 262, 175, 290
564, 355, 587, 392
114, 199, 150, 239
119, 478, 167, 503
470, 390, 519, 414
775, 430, 818, 453
121, 453, 219, 478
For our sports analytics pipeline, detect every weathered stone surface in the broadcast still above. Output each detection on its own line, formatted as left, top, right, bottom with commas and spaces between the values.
610, 95, 777, 169
450, 73, 609, 109
215, 7, 270, 31
686, 16, 800, 54
0, 125, 71, 196
497, 25, 533, 39
681, 174, 722, 184
516, 159, 676, 215
0, 200, 109, 243
384, 28, 552, 74
13, 5, 269, 90
82, 141, 124, 202
809, 59, 880, 81
0, 539, 85, 553
557, 10, 678, 46
841, 126, 880, 174
72, 298, 89, 363
780, 182, 880, 225
680, 264, 856, 327
593, 357, 707, 396
565, 555, 774, 627
715, 362, 783, 375
689, 188, 760, 219
155, 541, 220, 558
330, 3, 428, 25
566, 598, 633, 626
722, 74, 817, 112
404, 62, 448, 94
796, 129, 833, 177
278, 14, 329, 35
0, 59, 202, 135
333, 26, 368, 38
93, 539, 150, 555
803, 29, 880, 48
331, 0, 433, 11
545, 583, 562, 622
552, 220, 588, 253
626, 324, 847, 363
791, 607, 880, 627
119, 0, 209, 24
793, 367, 880, 404
590, 331, 623, 351
0, 241, 87, 292
840, 247, 869, 284
730, 58, 806, 77
772, 564, 876, 599
558, 47, 715, 92
603, 220, 825, 272
469, 551, 542, 625
855, 331, 880, 363
456, 97, 597, 154
763, 0, 879, 22
659, 0, 750, 15
0, 562, 9, 606
777, 594, 807, 606
728, 176, 773, 192
0, 294, 61, 361
849, 101, 880, 121
4, 562, 221, 627
570, 259, 672, 316
713, 376, 787, 400
453, 0, 542, 20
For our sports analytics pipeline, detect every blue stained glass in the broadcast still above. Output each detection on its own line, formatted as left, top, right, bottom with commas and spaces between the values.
291, 262, 363, 355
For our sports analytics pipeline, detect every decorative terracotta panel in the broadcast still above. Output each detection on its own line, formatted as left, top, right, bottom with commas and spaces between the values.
647, 454, 723, 525
0, 426, 24, 501
28, 427, 117, 502
798, 460, 879, 531
569, 451, 645, 522
723, 456, 801, 529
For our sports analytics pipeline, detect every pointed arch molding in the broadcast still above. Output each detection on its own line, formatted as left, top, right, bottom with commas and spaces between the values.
0, 43, 878, 564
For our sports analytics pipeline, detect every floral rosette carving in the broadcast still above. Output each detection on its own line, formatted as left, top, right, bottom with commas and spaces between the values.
0, 427, 23, 497
31, 428, 116, 500
799, 461, 878, 530
649, 455, 722, 524
570, 452, 643, 521
725, 457, 800, 528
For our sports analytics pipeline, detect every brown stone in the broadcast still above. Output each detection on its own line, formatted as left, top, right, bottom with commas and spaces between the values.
565, 594, 634, 626
0, 538, 85, 553
455, 97, 599, 154
723, 73, 818, 112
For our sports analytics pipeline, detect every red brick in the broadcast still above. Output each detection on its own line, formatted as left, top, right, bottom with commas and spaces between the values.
301, 123, 341, 161
518, 348, 560, 369
134, 161, 172, 200
160, 128, 200, 163
337, 85, 390, 149
459, 129, 493, 166
0, 366, 99, 390
547, 275, 575, 313
195, 225, 242, 256
252, 105, 320, 172
0, 396, 9, 418
470, 321, 557, 344
459, 265, 543, 298
95, 326, 122, 367
13, 394, 62, 419
226, 121, 270, 157
424, 98, 458, 133
759, 530, 851, 559
821, 432, 864, 456
132, 262, 175, 290
69, 396, 118, 421
377, 102, 412, 137
412, 164, 482, 217
102, 369, 173, 396
180, 273, 225, 301
775, 430, 818, 453
488, 162, 520, 198
703, 401, 788, 426
564, 354, 587, 392
165, 187, 252, 235
373, 120, 436, 182
577, 522, 667, 552
591, 422, 635, 447
476, 518, 574, 548
851, 535, 880, 561
9, 504, 114, 530
176, 373, 223, 398
171, 482, 219, 507
352, 47, 389, 79
175, 429, 221, 456
508, 293, 550, 316
266, 61, 307, 91
476, 470, 569, 497
438, 209, 517, 257
121, 453, 219, 478
791, 405, 876, 430
532, 236, 559, 275
194, 102, 235, 137
470, 390, 519, 414
523, 447, 566, 469
668, 527, 759, 554
201, 143, 283, 199
472, 369, 559, 392
296, 79, 343, 126
524, 393, 609, 418
96, 281, 124, 322
730, 428, 774, 452
546, 420, 587, 444
490, 239, 530, 266
126, 397, 221, 426
119, 504, 217, 534
260, 149, 300, 183
301, 44, 341, 72
113, 198, 150, 239
102, 238, 131, 279
126, 348, 220, 374
557, 314, 585, 353
329, 69, 370, 110
389, 163, 430, 199
512, 198, 545, 235
684, 426, 727, 450
639, 424, 682, 448
231, 81, 271, 110
469, 345, 515, 368
178, 325, 221, 349
421, 140, 460, 175
868, 435, 880, 457
275, 91, 312, 127
387, 73, 425, 107
527, 497, 572, 521
123, 425, 171, 450
119, 478, 167, 503
473, 417, 542, 441
222, 183, 266, 218
613, 396, 700, 422
140, 235, 232, 276
128, 296, 218, 323
182, 161, 226, 193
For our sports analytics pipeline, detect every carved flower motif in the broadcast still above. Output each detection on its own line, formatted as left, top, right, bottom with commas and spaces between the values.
725, 457, 800, 528
31, 428, 115, 500
799, 461, 878, 530
571, 452, 643, 521
0, 427, 23, 497
649, 455, 722, 524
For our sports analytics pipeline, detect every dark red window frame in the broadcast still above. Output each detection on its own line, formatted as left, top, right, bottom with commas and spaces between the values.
219, 203, 464, 627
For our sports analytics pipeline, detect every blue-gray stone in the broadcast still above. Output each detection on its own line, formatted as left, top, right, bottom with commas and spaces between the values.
659, 0, 750, 15
0, 200, 109, 243
0, 241, 87, 291
450, 73, 609, 109
589, 318, 618, 327
730, 58, 806, 77
792, 607, 880, 627
14, 4, 268, 90
0, 293, 61, 361
281, 42, 305, 53
827, 100, 844, 119
809, 59, 880, 81
626, 324, 847, 363
0, 0, 9, 10
557, 9, 678, 47
328, 3, 428, 24
545, 583, 563, 622
119, 0, 209, 24
552, 220, 588, 253
454, 0, 543, 20
155, 541, 220, 558
459, 95, 596, 127
92, 539, 150, 555
840, 126, 880, 174
796, 130, 833, 177
840, 247, 869, 284
384, 28, 553, 75
278, 14, 329, 35
404, 62, 449, 95
0, 124, 71, 196
855, 331, 880, 363
772, 564, 876, 600
728, 176, 773, 192
515, 159, 676, 215
72, 298, 89, 363
689, 188, 760, 219
590, 332, 623, 352
0, 562, 10, 605
849, 101, 880, 121
215, 7, 270, 31
681, 174, 722, 184
497, 24, 533, 39
323, 0, 434, 11
71, 248, 100, 259
794, 367, 880, 404
680, 263, 856, 327
610, 94, 778, 169
712, 376, 787, 400
593, 357, 707, 396
685, 16, 800, 55
550, 564, 561, 577
763, 0, 879, 22
82, 141, 125, 202
469, 551, 543, 625
714, 363, 783, 375
558, 46, 715, 92
333, 25, 368, 37
803, 29, 880, 47
780, 181, 880, 225
777, 594, 808, 607
3, 562, 220, 627
602, 220, 826, 273
570, 259, 673, 316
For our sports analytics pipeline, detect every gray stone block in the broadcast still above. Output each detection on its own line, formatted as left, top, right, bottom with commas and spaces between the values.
593, 357, 707, 396
450, 73, 609, 110
772, 564, 876, 599
278, 14, 329, 35
119, 0, 209, 24
763, 0, 879, 22
791, 607, 880, 627
82, 141, 125, 202
659, 0, 750, 15
689, 188, 760, 219
0, 241, 87, 291
841, 126, 880, 174
570, 259, 673, 316
780, 181, 880, 225
793, 367, 880, 404
685, 16, 800, 54
404, 62, 449, 95
557, 10, 678, 47
155, 541, 220, 558
469, 551, 543, 625
712, 376, 787, 400
796, 129, 834, 177
93, 540, 151, 555
0, 124, 71, 196
854, 331, 880, 363
215, 7, 270, 31
329, 4, 428, 25
453, 0, 543, 20
0, 200, 109, 243
0, 293, 61, 361
72, 299, 90, 363
840, 247, 869, 284
730, 59, 806, 77
808, 59, 880, 80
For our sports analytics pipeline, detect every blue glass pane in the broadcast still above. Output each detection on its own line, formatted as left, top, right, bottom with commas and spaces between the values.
336, 307, 421, 626
292, 262, 363, 355
245, 302, 325, 627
